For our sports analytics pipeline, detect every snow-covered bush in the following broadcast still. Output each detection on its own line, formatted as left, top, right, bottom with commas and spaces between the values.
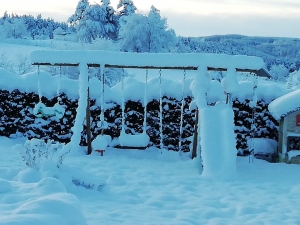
269, 64, 290, 81
18, 138, 67, 170
286, 70, 300, 89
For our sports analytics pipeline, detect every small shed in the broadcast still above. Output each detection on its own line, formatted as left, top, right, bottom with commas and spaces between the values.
269, 89, 300, 163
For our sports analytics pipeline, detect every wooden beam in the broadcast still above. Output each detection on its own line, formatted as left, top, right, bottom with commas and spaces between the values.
32, 63, 259, 73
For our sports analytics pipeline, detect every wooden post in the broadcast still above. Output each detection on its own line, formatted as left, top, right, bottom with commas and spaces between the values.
86, 87, 92, 155
191, 108, 199, 159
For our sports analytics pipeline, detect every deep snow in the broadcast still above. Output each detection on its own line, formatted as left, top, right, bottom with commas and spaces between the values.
1, 137, 300, 224
1, 40, 300, 225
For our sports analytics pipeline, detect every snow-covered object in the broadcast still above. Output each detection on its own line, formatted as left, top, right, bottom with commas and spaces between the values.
190, 66, 211, 109
287, 150, 300, 161
0, 68, 289, 105
92, 135, 112, 150
30, 50, 264, 71
2, 173, 87, 225
66, 63, 89, 154
268, 89, 300, 120
33, 102, 65, 119
200, 103, 237, 180
221, 67, 240, 94
207, 80, 226, 104
247, 138, 278, 154
119, 131, 150, 148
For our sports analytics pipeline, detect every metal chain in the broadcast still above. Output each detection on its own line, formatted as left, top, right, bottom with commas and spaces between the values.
37, 65, 42, 101
179, 70, 186, 154
249, 73, 258, 163
121, 68, 125, 133
143, 69, 148, 132
159, 69, 163, 152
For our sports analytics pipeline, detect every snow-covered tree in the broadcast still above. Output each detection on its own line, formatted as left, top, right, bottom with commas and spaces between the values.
68, 0, 90, 25
118, 6, 176, 53
147, 6, 176, 52
69, 0, 117, 42
117, 0, 137, 17
269, 64, 290, 81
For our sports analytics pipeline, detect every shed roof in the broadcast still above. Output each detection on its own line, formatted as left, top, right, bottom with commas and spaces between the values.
268, 89, 300, 120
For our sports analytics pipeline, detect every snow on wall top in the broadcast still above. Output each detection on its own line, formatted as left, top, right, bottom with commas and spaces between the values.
30, 50, 264, 70
0, 67, 290, 106
268, 89, 300, 120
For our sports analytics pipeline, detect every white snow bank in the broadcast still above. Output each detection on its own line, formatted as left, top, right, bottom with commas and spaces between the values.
0, 67, 290, 105
1, 172, 86, 225
268, 89, 300, 120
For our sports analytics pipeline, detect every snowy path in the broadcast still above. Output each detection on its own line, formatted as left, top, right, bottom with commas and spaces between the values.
1, 139, 300, 224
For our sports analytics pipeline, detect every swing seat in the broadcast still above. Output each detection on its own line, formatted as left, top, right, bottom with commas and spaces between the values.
33, 102, 65, 119
92, 135, 112, 152
118, 131, 150, 149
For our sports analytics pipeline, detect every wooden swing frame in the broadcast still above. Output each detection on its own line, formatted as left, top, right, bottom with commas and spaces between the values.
31, 50, 264, 156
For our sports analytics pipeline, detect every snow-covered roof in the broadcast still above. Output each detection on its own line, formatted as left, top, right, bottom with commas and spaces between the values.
268, 89, 300, 120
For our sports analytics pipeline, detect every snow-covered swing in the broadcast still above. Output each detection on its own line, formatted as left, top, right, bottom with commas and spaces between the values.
92, 65, 112, 154
118, 69, 150, 149
33, 66, 65, 119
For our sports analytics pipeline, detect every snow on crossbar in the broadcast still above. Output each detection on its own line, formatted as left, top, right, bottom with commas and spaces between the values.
30, 50, 264, 72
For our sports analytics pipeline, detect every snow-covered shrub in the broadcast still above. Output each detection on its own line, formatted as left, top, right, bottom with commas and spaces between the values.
269, 64, 289, 81
18, 138, 66, 170
286, 70, 300, 89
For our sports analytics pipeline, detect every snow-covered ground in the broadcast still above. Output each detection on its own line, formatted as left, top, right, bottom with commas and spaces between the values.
1, 136, 300, 225
1, 39, 299, 225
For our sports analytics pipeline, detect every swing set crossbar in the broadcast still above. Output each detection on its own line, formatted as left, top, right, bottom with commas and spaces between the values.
32, 63, 259, 73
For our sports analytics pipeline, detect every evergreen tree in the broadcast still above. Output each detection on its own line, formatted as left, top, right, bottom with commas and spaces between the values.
117, 0, 137, 17
69, 0, 117, 42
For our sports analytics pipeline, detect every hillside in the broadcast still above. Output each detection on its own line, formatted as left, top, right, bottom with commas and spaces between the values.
179, 35, 300, 72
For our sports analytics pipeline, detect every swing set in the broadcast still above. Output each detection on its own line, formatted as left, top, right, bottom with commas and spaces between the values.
30, 50, 265, 156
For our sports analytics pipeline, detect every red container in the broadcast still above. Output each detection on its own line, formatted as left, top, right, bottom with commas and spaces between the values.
296, 115, 300, 126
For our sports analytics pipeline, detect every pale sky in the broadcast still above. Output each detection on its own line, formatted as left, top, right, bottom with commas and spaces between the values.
2, 0, 300, 38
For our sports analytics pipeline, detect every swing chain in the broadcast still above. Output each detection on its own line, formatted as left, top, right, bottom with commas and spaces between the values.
159, 69, 162, 85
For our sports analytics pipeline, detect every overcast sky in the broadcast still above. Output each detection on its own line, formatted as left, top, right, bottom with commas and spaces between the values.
2, 0, 300, 38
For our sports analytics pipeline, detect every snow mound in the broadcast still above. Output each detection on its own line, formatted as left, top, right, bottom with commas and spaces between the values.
0, 174, 87, 225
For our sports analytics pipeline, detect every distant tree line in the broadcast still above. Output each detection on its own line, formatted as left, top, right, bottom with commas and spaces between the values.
1, 0, 300, 83
0, 11, 68, 40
